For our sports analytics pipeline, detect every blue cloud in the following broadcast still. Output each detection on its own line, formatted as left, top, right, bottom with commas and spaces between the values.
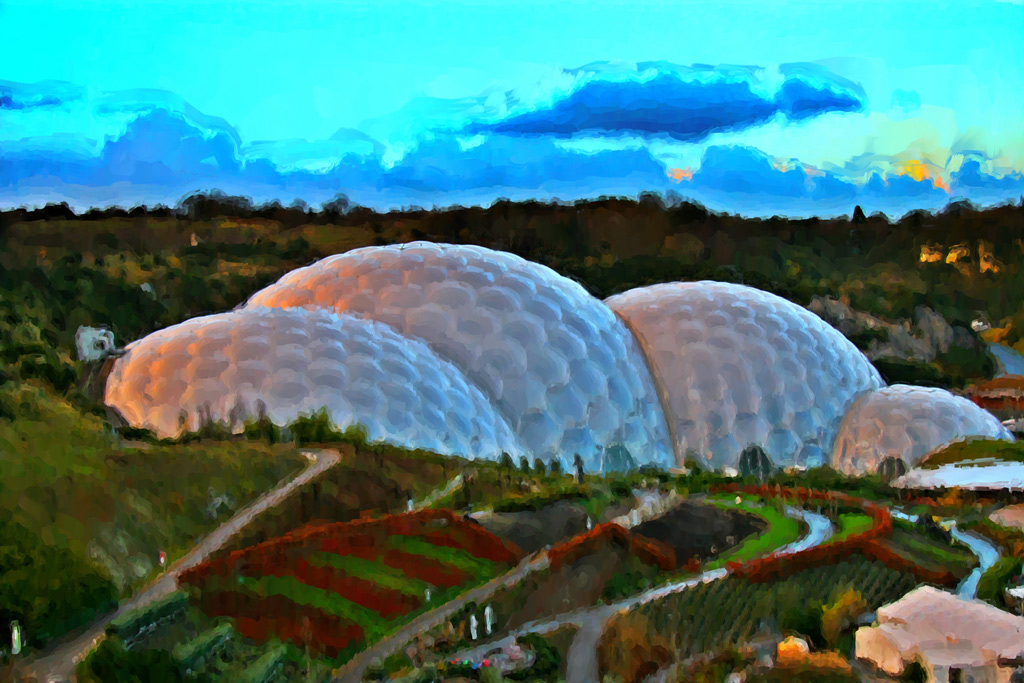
99, 109, 242, 183
1, 75, 1022, 218
690, 145, 808, 197
382, 134, 667, 194
890, 88, 922, 114
470, 63, 866, 140
952, 158, 1024, 191
0, 79, 84, 110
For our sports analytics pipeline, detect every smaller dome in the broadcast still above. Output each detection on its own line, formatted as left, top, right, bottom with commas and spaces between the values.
830, 384, 1014, 475
104, 306, 526, 460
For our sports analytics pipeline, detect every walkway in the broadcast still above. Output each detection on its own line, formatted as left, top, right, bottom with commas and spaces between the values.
950, 523, 1000, 599
17, 448, 341, 683
893, 508, 1002, 600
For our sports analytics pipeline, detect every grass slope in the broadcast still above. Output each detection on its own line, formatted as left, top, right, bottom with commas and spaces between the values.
921, 438, 1024, 469
826, 512, 874, 545
704, 495, 803, 568
0, 382, 304, 647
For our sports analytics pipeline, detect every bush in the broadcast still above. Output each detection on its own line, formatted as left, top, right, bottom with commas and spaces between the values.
491, 488, 589, 513
281, 409, 374, 448
900, 659, 928, 683
820, 587, 867, 647
611, 481, 633, 499
0, 520, 119, 648
78, 637, 187, 683
106, 591, 189, 644
506, 632, 560, 680
977, 557, 1023, 606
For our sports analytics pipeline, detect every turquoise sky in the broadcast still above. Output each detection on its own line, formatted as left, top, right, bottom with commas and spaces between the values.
2, 0, 1022, 214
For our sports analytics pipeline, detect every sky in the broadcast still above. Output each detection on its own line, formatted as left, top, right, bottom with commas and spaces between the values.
1, 0, 1022, 216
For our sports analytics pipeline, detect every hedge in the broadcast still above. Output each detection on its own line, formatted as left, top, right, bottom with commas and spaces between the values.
547, 522, 676, 571
106, 591, 190, 644
239, 643, 290, 683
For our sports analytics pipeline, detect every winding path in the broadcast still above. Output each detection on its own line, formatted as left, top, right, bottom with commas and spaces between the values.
893, 508, 1002, 600
17, 448, 341, 683
950, 523, 1000, 599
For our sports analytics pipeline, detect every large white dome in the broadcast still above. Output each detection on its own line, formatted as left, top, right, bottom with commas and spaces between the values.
245, 242, 673, 471
104, 307, 526, 460
605, 281, 884, 470
830, 384, 1014, 475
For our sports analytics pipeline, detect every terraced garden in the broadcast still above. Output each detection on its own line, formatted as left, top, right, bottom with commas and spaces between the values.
599, 556, 921, 681
179, 510, 523, 661
876, 522, 977, 580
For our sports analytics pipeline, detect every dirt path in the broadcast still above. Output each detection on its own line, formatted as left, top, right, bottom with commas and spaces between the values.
411, 474, 463, 511
17, 448, 341, 683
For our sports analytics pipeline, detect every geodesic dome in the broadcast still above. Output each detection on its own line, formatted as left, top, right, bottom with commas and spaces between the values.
605, 281, 884, 470
104, 307, 526, 460
245, 242, 673, 471
830, 384, 1014, 475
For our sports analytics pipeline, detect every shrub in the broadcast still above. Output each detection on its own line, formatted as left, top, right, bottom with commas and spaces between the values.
977, 556, 1022, 606
506, 632, 560, 681
900, 659, 928, 683
820, 587, 867, 647
78, 637, 187, 683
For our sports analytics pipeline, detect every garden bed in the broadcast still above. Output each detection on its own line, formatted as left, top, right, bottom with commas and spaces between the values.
179, 510, 523, 659
476, 499, 589, 553
631, 500, 768, 566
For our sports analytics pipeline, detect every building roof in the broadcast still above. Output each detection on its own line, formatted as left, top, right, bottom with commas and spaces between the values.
868, 586, 1024, 667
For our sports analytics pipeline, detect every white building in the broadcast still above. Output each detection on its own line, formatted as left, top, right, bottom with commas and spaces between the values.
75, 326, 118, 362
856, 586, 1024, 683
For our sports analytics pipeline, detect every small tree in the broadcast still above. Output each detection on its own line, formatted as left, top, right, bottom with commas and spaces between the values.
550, 459, 564, 476
519, 456, 531, 474
877, 456, 907, 484
738, 444, 772, 482
821, 587, 867, 647
574, 454, 585, 485
461, 469, 472, 508
901, 658, 928, 683
533, 458, 547, 476
499, 452, 515, 487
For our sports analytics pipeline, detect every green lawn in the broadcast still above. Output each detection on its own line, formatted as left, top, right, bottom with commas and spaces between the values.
826, 513, 874, 545
703, 495, 803, 569
921, 438, 1024, 469
386, 534, 502, 577
236, 575, 391, 640
313, 553, 431, 596
883, 528, 977, 576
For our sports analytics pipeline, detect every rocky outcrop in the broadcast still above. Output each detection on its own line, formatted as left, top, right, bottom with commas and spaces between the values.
808, 296, 982, 363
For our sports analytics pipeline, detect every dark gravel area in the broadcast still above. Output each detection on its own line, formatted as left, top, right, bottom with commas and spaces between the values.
631, 500, 767, 563
477, 500, 589, 553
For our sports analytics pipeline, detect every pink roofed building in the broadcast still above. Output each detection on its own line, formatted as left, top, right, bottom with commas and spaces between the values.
856, 586, 1024, 683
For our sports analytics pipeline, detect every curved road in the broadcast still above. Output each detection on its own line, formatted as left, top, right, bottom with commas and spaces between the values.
17, 448, 341, 683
